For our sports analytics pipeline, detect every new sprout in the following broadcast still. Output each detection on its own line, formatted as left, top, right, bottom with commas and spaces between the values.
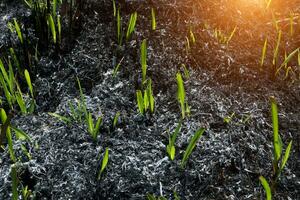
141, 39, 147, 84
166, 122, 181, 160
151, 8, 156, 31
181, 128, 205, 168
260, 38, 268, 68
98, 147, 109, 180
126, 12, 138, 41
270, 97, 293, 188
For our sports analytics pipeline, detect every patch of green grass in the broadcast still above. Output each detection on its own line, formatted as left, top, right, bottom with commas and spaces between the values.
0, 60, 34, 114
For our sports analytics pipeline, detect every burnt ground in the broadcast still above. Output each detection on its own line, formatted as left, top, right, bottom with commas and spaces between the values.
0, 0, 300, 199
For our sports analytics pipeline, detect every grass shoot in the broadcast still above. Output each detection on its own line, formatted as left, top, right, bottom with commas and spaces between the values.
181, 128, 205, 168
141, 39, 147, 84
270, 97, 293, 190
166, 122, 181, 160
151, 8, 156, 31
98, 147, 109, 180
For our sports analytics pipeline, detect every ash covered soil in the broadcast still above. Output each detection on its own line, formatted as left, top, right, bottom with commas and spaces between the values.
0, 0, 300, 199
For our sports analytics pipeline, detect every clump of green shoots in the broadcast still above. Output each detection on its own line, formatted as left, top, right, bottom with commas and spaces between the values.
0, 58, 35, 114
78, 78, 103, 141
185, 28, 196, 53
126, 12, 138, 41
22, 0, 63, 49
180, 128, 205, 168
213, 26, 237, 45
176, 72, 190, 119
259, 97, 293, 197
49, 78, 103, 141
136, 79, 155, 115
166, 122, 181, 160
0, 108, 31, 165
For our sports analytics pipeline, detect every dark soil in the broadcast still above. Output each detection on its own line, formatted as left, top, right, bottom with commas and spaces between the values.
0, 0, 299, 199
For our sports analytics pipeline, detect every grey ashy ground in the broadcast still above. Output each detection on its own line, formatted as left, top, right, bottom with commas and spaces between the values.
0, 0, 299, 199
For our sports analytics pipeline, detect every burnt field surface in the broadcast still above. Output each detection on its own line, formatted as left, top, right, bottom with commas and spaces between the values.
0, 0, 299, 199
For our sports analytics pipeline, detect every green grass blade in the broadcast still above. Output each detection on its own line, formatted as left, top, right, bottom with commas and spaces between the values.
270, 97, 281, 162
143, 89, 149, 111
276, 48, 299, 75
189, 29, 196, 44
260, 38, 268, 67
113, 57, 124, 77
94, 116, 102, 136
49, 112, 72, 124
24, 69, 34, 98
136, 90, 144, 114
167, 144, 175, 160
11, 126, 31, 142
53, 0, 57, 17
171, 121, 181, 145
113, 112, 120, 128
112, 0, 116, 17
48, 14, 56, 44
15, 91, 27, 114
259, 176, 272, 200
57, 15, 61, 43
0, 59, 10, 86
176, 72, 185, 119
280, 140, 293, 171
226, 26, 237, 45
126, 12, 137, 41
151, 8, 156, 31
181, 128, 205, 168
14, 18, 23, 44
87, 113, 94, 137
149, 84, 154, 113
98, 147, 109, 180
